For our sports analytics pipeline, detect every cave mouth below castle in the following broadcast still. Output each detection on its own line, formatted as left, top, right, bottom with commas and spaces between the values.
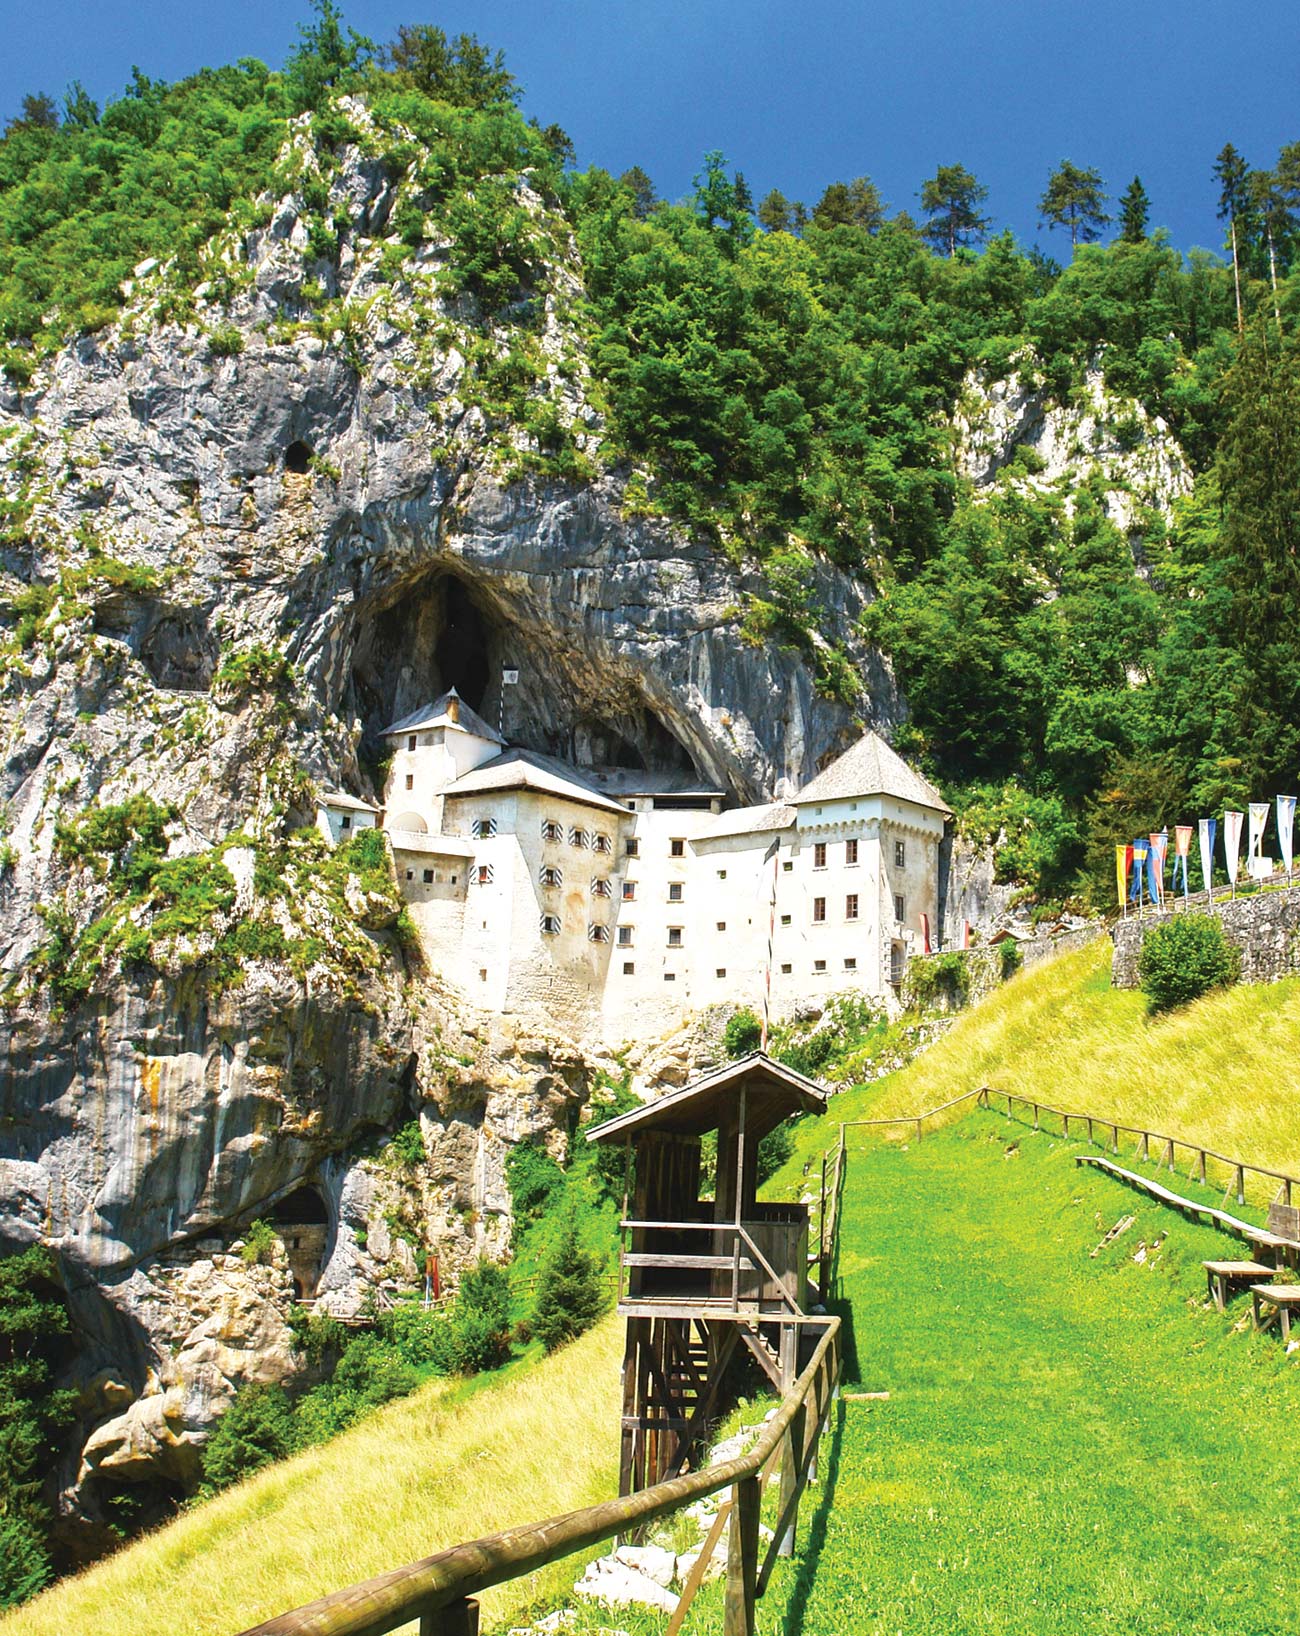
349, 570, 701, 779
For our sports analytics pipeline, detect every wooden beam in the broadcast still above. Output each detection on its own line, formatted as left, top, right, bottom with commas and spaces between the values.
724, 1476, 761, 1636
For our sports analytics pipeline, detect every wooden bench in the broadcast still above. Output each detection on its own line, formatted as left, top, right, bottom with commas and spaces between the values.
1251, 1284, 1300, 1341
1202, 1260, 1275, 1312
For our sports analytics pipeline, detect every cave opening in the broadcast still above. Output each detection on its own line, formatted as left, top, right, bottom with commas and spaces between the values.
270, 1186, 329, 1226
433, 577, 490, 711
269, 1185, 330, 1300
284, 440, 313, 474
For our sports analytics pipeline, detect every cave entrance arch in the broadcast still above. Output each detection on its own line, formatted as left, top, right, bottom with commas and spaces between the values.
270, 1186, 330, 1300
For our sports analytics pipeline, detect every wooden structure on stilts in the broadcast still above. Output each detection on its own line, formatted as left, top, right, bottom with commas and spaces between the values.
586, 1051, 829, 1497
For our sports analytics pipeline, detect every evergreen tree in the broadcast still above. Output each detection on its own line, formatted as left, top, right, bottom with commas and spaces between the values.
757, 188, 792, 233
1215, 142, 1251, 331
692, 150, 754, 245
1248, 168, 1292, 325
532, 1217, 606, 1353
619, 165, 657, 220
811, 176, 884, 232
61, 81, 98, 128
919, 164, 989, 256
1118, 176, 1150, 242
732, 171, 754, 218
285, 0, 375, 113
790, 200, 809, 233
4, 95, 58, 135
382, 24, 517, 106
1039, 161, 1110, 251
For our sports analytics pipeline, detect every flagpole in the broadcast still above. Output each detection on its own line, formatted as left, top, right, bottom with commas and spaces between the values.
760, 841, 779, 1054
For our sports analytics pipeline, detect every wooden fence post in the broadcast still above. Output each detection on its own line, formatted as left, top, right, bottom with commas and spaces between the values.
421, 1599, 479, 1635
777, 1404, 807, 1558
725, 1476, 761, 1635
1141, 1131, 1150, 1162
1198, 1150, 1207, 1186
1165, 1138, 1175, 1173
1033, 1103, 1039, 1130
1235, 1165, 1245, 1205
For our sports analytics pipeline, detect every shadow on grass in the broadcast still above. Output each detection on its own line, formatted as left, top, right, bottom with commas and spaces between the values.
772, 1395, 845, 1636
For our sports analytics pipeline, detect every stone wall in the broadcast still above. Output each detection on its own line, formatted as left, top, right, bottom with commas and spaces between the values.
1111, 887, 1300, 988
906, 922, 1106, 1011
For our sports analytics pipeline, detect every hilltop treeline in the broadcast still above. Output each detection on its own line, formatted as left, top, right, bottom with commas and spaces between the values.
4, 3, 1299, 906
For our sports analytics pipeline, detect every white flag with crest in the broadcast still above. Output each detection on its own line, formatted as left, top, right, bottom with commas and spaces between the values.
1224, 810, 1244, 886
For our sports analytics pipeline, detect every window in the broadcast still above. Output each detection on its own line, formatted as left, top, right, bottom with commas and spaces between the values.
782, 860, 793, 873
423, 869, 434, 884
617, 926, 634, 947
717, 869, 727, 880
813, 897, 826, 924
474, 863, 494, 886
404, 868, 413, 881
895, 840, 906, 868
479, 968, 488, 982
667, 927, 683, 948
716, 921, 726, 932
814, 959, 827, 973
780, 962, 792, 975
894, 894, 905, 922
592, 833, 612, 855
623, 961, 635, 975
588, 924, 610, 943
539, 865, 562, 888
670, 838, 685, 858
813, 842, 827, 869
407, 735, 417, 752
625, 837, 640, 858
715, 968, 727, 979
664, 972, 676, 982
539, 914, 561, 936
845, 894, 859, 921
591, 878, 612, 898
780, 913, 792, 926
622, 880, 636, 901
844, 957, 857, 971
405, 774, 414, 791
541, 818, 563, 842
846, 838, 859, 866
569, 826, 589, 848
341, 814, 352, 830
668, 882, 684, 903
450, 875, 458, 885
472, 817, 497, 839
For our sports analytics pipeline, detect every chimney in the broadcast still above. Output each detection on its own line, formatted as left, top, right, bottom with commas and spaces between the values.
447, 694, 461, 725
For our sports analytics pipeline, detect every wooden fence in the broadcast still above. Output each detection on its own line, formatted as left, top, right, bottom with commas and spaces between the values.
238, 1316, 841, 1636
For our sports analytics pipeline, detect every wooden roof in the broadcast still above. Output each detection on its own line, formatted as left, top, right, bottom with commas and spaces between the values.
585, 1052, 827, 1145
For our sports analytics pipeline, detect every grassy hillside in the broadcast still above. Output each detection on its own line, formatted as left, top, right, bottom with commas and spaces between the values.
1, 1317, 623, 1636
788, 939, 1300, 1188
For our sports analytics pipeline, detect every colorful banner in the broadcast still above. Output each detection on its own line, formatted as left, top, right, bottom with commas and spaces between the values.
1278, 795, 1296, 877
1224, 810, 1244, 887
1130, 839, 1149, 905
1198, 818, 1217, 896
1148, 831, 1169, 905
1172, 825, 1193, 898
1115, 845, 1128, 910
1248, 803, 1270, 880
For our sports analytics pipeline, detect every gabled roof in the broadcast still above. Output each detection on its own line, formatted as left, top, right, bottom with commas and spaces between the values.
698, 802, 797, 842
380, 689, 505, 745
585, 1052, 826, 1145
319, 790, 380, 813
792, 731, 951, 816
442, 748, 627, 817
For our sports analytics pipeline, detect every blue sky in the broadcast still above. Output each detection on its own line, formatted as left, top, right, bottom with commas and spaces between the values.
4, 0, 1298, 256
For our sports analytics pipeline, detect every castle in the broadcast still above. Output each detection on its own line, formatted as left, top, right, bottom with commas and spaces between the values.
317, 691, 950, 1042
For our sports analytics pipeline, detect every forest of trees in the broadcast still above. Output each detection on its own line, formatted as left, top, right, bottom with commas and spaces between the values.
2, 3, 1299, 910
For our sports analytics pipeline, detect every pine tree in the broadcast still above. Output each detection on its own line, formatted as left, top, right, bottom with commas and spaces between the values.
618, 166, 657, 220
1118, 176, 1150, 242
1215, 143, 1251, 332
1039, 161, 1110, 251
532, 1217, 606, 1353
757, 188, 792, 233
919, 164, 989, 257
811, 176, 884, 232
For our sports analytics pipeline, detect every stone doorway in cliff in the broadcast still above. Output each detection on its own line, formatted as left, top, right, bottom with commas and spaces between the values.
270, 1186, 330, 1299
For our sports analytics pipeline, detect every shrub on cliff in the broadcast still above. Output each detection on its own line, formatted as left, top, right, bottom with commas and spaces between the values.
723, 1008, 762, 1057
1138, 913, 1240, 1013
200, 1383, 295, 1491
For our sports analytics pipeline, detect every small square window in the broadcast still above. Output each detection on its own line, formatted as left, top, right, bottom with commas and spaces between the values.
588, 923, 610, 943
626, 838, 640, 857
617, 926, 634, 946
670, 838, 685, 858
782, 860, 793, 873
475, 863, 494, 885
539, 914, 561, 936
423, 869, 434, 883
846, 838, 859, 866
667, 927, 683, 948
664, 972, 676, 982
592, 878, 613, 899
813, 842, 827, 869
542, 819, 563, 842
622, 880, 636, 901
623, 961, 635, 975
473, 816, 498, 839
780, 913, 792, 926
894, 894, 906, 922
813, 897, 827, 924
846, 894, 859, 921
593, 833, 612, 855
814, 959, 827, 973
405, 773, 414, 791
895, 840, 906, 867
844, 957, 857, 971
341, 814, 352, 830
668, 882, 684, 902
569, 826, 589, 848
715, 968, 727, 979
780, 962, 792, 975
717, 868, 727, 880
450, 874, 458, 885
716, 921, 726, 932
479, 968, 488, 981
405, 868, 413, 881
407, 735, 417, 752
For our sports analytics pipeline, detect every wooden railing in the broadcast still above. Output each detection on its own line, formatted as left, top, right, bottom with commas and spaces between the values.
239, 1316, 842, 1636
619, 1219, 804, 1314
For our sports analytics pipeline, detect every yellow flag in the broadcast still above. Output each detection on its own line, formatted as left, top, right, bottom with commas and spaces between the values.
1115, 845, 1127, 909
